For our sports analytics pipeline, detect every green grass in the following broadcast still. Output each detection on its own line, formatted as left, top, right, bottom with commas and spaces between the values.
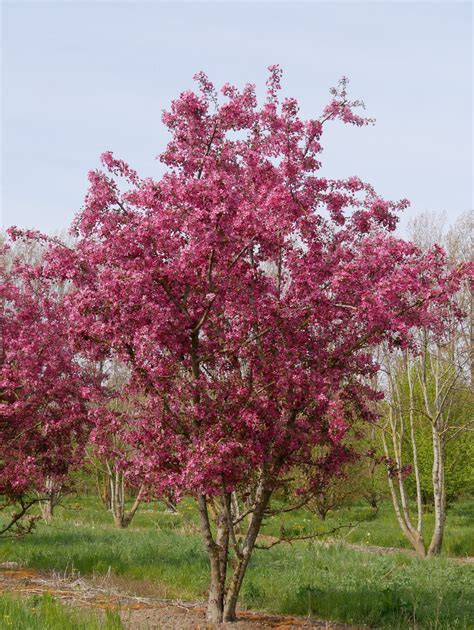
260, 499, 474, 557
242, 543, 473, 628
0, 593, 122, 630
1, 497, 473, 628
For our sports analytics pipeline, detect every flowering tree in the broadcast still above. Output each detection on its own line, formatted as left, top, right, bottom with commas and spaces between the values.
24, 68, 470, 622
0, 245, 92, 535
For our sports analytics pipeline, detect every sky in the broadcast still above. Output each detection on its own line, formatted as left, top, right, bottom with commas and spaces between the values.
1, 1, 472, 237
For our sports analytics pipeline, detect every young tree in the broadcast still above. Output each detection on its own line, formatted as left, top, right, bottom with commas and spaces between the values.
0, 244, 92, 535
380, 211, 473, 556
85, 358, 148, 528
381, 341, 473, 556
16, 69, 470, 621
89, 408, 146, 529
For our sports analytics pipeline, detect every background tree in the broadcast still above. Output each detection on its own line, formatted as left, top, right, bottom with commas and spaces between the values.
380, 211, 473, 556
18, 69, 470, 622
87, 359, 148, 529
0, 241, 93, 535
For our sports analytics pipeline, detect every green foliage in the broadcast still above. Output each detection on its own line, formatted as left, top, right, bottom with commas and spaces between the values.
406, 425, 474, 505
396, 368, 474, 504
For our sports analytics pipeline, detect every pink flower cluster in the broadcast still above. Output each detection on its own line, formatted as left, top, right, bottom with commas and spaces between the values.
0, 255, 93, 497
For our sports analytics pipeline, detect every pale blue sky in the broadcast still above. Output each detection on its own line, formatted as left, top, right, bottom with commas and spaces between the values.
1, 1, 472, 236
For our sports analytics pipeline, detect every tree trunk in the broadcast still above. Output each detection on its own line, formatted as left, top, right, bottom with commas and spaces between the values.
95, 469, 111, 510
107, 462, 143, 528
385, 471, 426, 557
40, 495, 54, 524
407, 359, 424, 534
164, 498, 178, 513
364, 492, 379, 509
317, 504, 328, 520
197, 484, 272, 623
381, 430, 427, 557
39, 478, 60, 524
110, 467, 124, 528
197, 494, 227, 623
428, 426, 445, 556
223, 486, 272, 622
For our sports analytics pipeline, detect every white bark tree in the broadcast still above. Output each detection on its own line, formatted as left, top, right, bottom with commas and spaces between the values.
380, 211, 473, 557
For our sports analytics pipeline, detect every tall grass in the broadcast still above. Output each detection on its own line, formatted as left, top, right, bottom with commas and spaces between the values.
0, 593, 122, 630
242, 543, 474, 628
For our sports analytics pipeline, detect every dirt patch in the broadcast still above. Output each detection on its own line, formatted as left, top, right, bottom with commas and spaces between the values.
0, 563, 358, 629
119, 605, 357, 629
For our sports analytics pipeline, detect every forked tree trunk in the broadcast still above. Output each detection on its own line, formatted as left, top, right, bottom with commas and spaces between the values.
223, 486, 271, 622
197, 485, 272, 623
197, 494, 228, 623
381, 338, 457, 558
107, 462, 143, 528
382, 444, 427, 557
381, 409, 427, 558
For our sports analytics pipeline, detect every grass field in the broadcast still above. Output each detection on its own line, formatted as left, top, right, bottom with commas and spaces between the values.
0, 593, 122, 630
1, 497, 473, 628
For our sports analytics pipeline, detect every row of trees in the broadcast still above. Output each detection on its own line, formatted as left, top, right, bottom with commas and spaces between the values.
379, 211, 473, 557
1, 68, 472, 623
